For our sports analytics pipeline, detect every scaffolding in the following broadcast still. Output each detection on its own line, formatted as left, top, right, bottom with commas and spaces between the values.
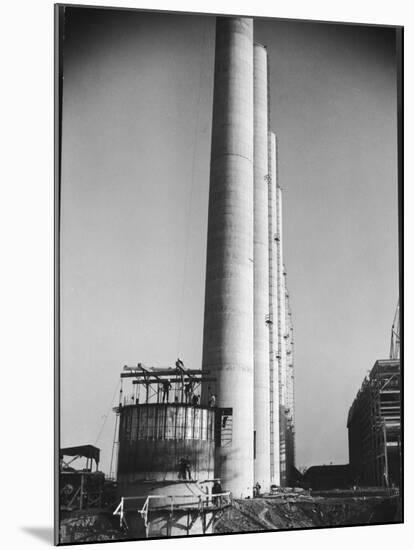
113, 491, 231, 538
347, 359, 401, 488
117, 362, 215, 406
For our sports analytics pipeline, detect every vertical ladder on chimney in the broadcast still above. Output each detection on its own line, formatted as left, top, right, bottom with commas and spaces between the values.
285, 289, 296, 467
267, 163, 275, 483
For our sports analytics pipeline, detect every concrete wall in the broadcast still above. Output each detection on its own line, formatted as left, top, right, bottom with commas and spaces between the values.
253, 43, 271, 491
202, 16, 254, 498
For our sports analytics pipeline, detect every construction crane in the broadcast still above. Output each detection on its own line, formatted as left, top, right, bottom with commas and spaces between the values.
389, 300, 400, 360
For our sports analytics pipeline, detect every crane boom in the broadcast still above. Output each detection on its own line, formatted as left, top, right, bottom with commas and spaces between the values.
389, 300, 400, 360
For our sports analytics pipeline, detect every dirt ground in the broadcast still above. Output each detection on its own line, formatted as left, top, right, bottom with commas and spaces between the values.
214, 494, 402, 534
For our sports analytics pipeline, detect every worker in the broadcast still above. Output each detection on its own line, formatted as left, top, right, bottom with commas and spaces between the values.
184, 456, 192, 480
162, 379, 172, 403
178, 457, 191, 480
254, 482, 261, 497
184, 380, 194, 403
208, 393, 216, 408
178, 458, 187, 480
212, 480, 223, 506
191, 394, 199, 407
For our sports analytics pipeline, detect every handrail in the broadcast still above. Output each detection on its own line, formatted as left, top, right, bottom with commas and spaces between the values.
113, 491, 231, 527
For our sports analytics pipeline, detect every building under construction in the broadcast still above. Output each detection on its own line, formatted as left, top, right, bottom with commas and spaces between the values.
347, 304, 401, 488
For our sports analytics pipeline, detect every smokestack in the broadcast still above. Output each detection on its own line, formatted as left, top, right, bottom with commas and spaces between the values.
275, 139, 288, 485
268, 131, 281, 486
253, 43, 271, 490
202, 16, 254, 498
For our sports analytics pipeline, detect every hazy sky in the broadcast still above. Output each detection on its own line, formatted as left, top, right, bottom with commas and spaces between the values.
60, 7, 398, 473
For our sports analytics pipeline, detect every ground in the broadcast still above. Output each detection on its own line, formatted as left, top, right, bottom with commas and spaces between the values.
215, 493, 401, 533
59, 491, 402, 543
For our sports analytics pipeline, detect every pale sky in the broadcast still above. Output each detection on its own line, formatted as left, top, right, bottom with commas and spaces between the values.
60, 7, 399, 474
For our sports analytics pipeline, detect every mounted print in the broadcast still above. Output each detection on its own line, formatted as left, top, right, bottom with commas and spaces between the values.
55, 3, 403, 545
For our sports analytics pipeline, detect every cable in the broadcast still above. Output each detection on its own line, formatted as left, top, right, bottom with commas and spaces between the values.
176, 20, 209, 358
94, 379, 121, 445
109, 412, 119, 480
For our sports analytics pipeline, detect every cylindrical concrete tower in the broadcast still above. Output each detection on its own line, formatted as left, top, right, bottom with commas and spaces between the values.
275, 152, 288, 485
202, 16, 254, 498
268, 131, 280, 486
253, 44, 271, 491
278, 241, 287, 411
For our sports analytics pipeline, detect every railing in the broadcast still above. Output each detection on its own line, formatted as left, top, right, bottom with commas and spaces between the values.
310, 487, 400, 498
113, 491, 232, 530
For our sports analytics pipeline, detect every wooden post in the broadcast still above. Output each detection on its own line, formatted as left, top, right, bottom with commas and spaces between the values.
79, 474, 84, 510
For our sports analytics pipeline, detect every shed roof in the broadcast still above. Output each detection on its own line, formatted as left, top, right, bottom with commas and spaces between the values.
60, 444, 100, 464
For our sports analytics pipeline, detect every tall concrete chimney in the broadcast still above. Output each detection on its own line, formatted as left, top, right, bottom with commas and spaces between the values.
253, 43, 271, 491
275, 148, 288, 485
202, 17, 254, 498
268, 131, 281, 486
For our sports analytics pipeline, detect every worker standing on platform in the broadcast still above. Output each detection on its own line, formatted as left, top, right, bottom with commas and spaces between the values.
208, 393, 216, 408
184, 456, 192, 480
178, 458, 186, 480
191, 394, 199, 407
178, 457, 192, 480
162, 379, 172, 403
184, 380, 194, 403
212, 480, 223, 506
